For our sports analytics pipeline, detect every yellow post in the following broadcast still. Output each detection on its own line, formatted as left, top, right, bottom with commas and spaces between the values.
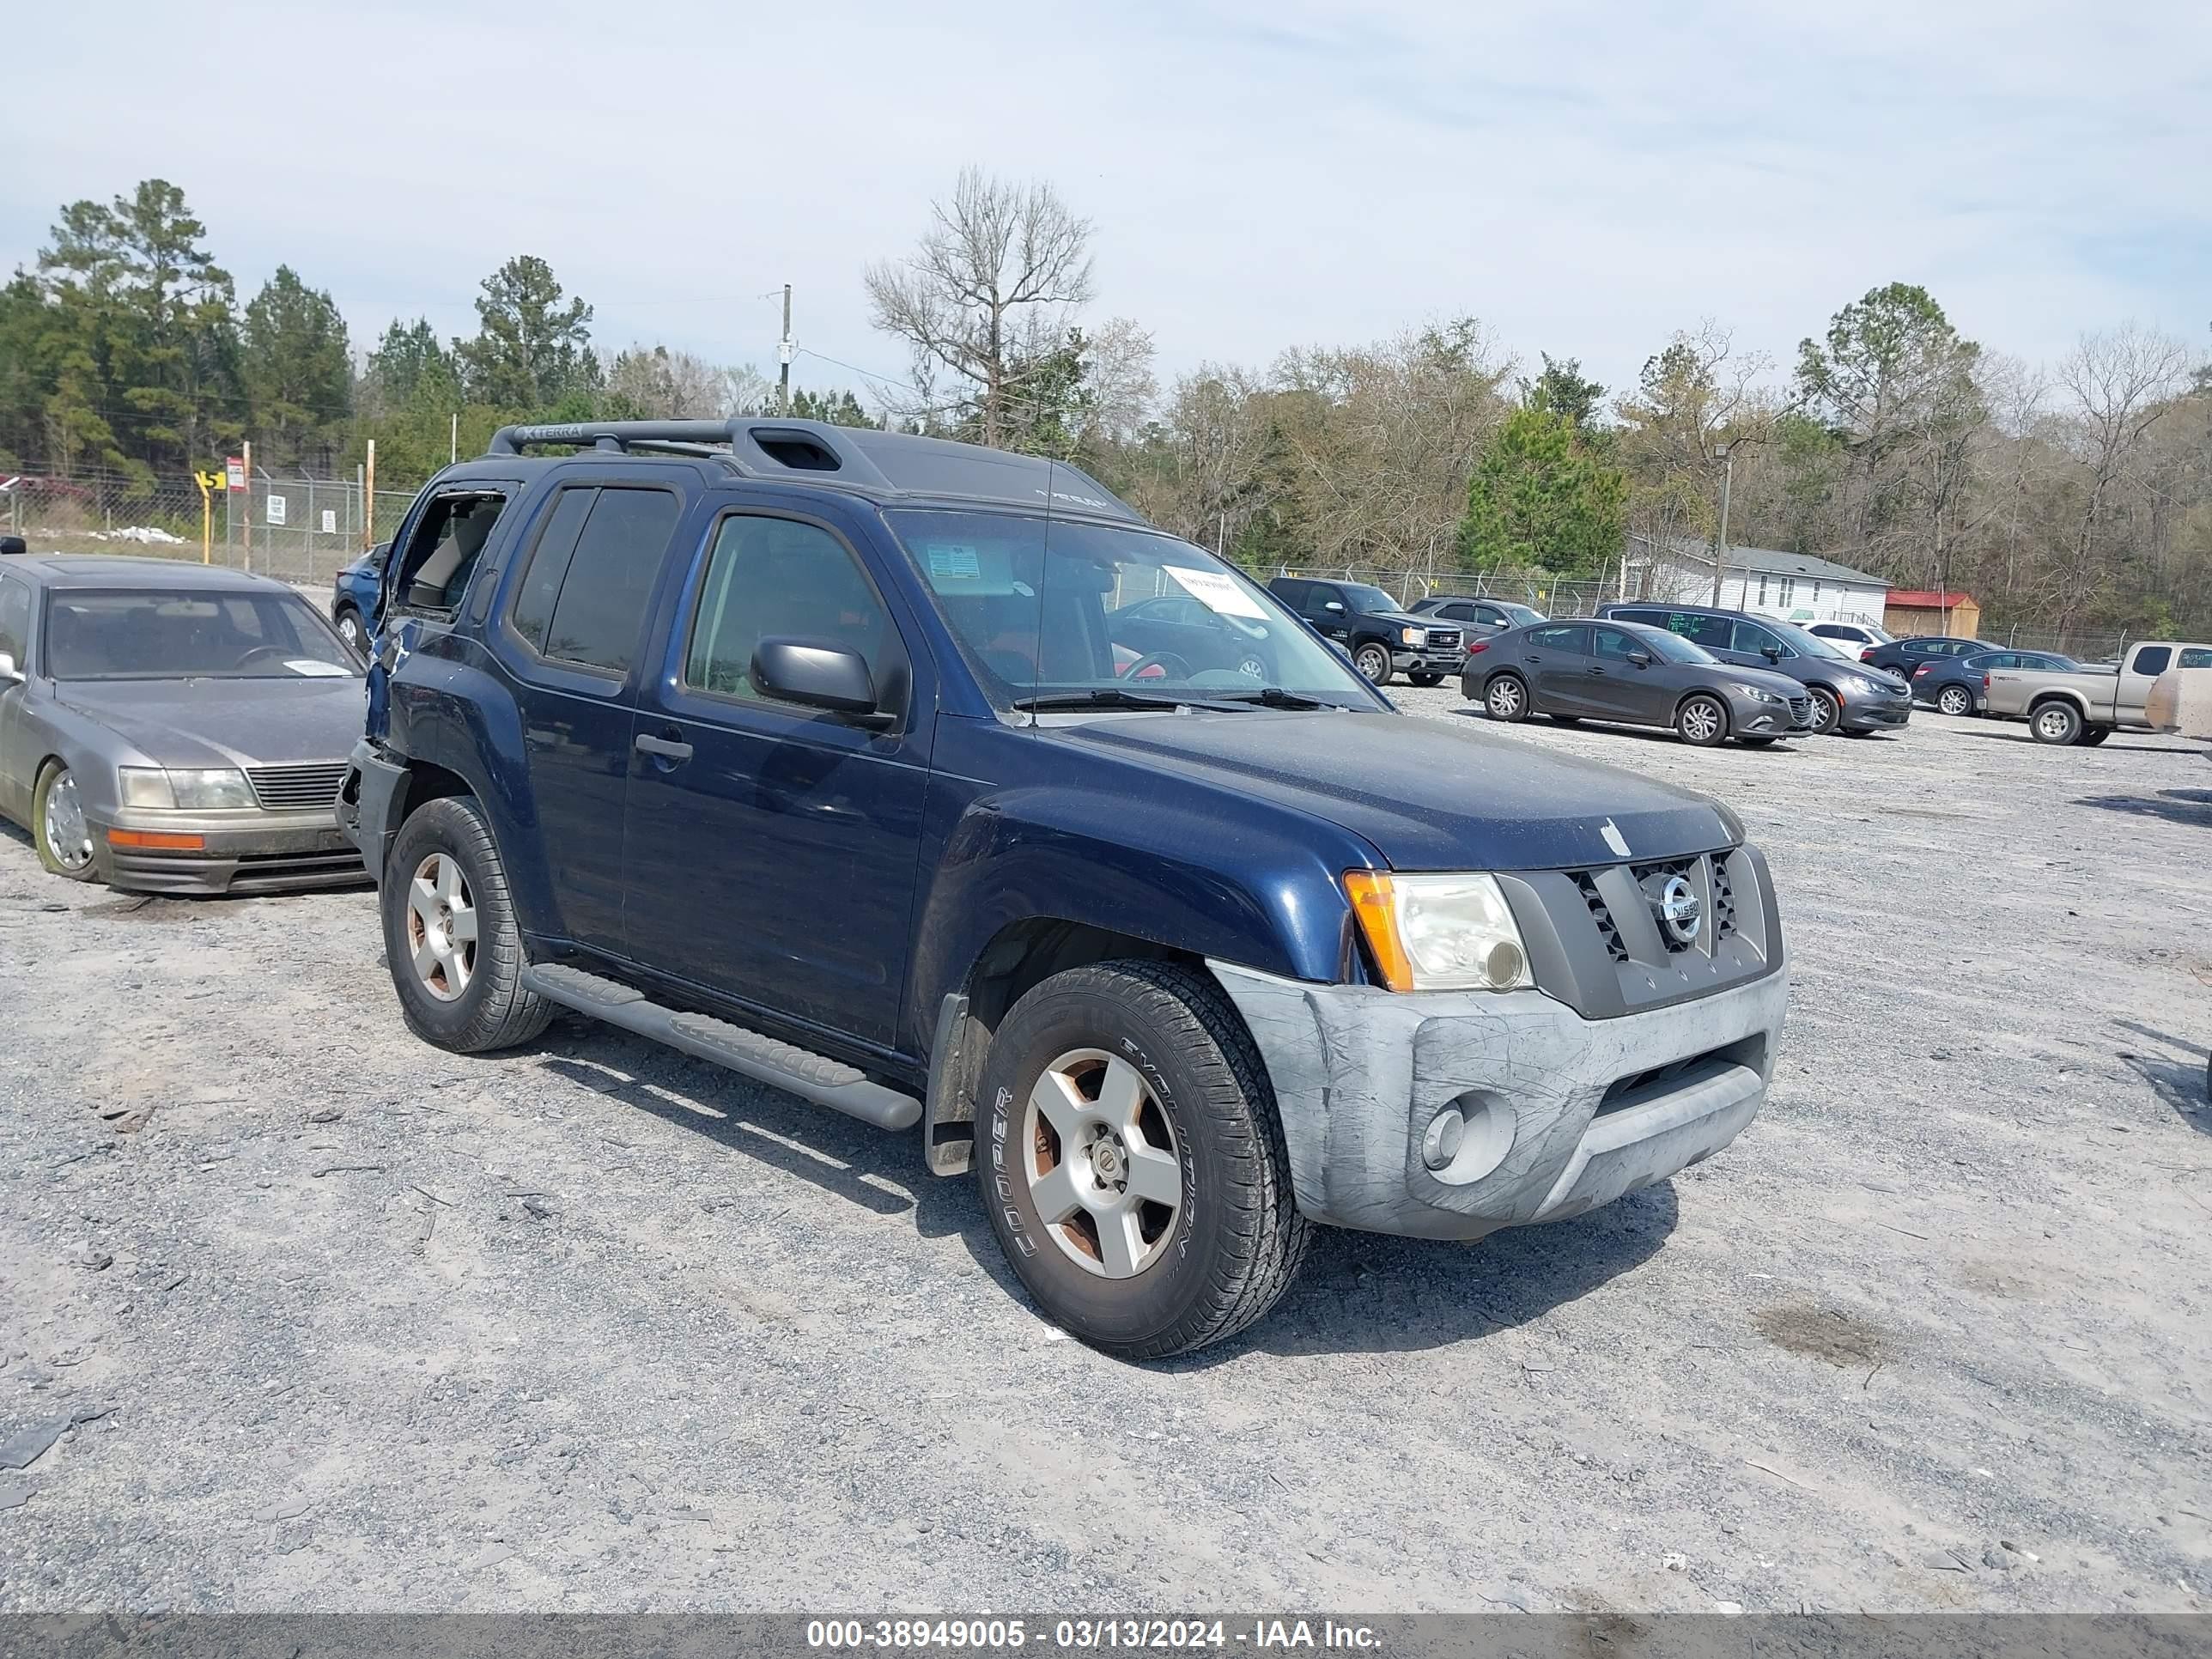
194, 471, 217, 562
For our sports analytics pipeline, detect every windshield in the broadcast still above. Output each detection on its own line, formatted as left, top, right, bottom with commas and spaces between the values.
1634, 627, 1717, 665
1776, 620, 1854, 660
1502, 603, 1546, 627
887, 510, 1384, 710
1340, 584, 1401, 615
45, 589, 361, 682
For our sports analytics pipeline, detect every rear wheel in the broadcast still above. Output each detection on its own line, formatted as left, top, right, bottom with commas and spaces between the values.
1352, 642, 1392, 685
33, 763, 98, 883
1676, 693, 1729, 748
382, 796, 551, 1053
2030, 702, 2083, 745
1485, 672, 1529, 722
1936, 684, 1973, 717
975, 961, 1309, 1359
1407, 671, 1443, 687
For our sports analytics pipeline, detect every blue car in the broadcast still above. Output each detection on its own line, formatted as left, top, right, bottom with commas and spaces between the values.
1916, 648, 2077, 717
337, 418, 1790, 1358
330, 541, 389, 658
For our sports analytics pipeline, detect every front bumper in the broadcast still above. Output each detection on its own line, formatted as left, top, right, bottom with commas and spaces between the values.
1393, 647, 1466, 676
94, 807, 366, 895
1840, 687, 1914, 730
1721, 689, 1806, 735
334, 738, 408, 888
1209, 960, 1789, 1240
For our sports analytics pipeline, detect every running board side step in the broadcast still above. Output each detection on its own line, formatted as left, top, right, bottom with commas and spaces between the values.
520, 963, 921, 1132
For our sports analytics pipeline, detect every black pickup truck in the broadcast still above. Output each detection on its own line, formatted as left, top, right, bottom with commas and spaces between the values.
339, 419, 1790, 1358
1266, 576, 1466, 686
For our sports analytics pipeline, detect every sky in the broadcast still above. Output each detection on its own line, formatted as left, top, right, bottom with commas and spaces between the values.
5, 0, 2207, 410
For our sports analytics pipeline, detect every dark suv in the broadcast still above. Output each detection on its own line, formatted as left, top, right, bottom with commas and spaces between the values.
338, 419, 1788, 1358
1265, 576, 1464, 686
1597, 603, 1912, 735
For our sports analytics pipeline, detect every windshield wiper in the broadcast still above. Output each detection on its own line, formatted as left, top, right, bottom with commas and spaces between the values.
1013, 688, 1202, 713
1211, 686, 1349, 710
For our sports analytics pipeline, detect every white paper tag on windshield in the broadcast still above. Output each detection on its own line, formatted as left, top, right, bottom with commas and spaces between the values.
285, 659, 352, 677
1164, 565, 1267, 619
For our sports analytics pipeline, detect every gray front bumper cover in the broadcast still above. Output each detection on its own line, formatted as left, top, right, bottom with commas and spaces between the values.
1209, 960, 1788, 1240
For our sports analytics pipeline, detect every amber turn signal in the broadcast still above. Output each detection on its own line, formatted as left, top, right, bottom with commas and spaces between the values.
106, 829, 206, 851
1342, 869, 1413, 992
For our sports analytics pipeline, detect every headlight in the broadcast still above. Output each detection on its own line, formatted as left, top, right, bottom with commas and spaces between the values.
1344, 871, 1534, 993
1399, 626, 1425, 647
1843, 674, 1880, 695
1730, 683, 1784, 704
118, 767, 253, 811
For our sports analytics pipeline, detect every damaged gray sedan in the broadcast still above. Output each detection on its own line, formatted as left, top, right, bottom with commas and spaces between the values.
0, 556, 368, 894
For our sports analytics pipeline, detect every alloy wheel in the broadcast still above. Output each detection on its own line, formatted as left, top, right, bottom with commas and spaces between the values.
1938, 685, 1972, 716
1487, 678, 1523, 719
1023, 1048, 1183, 1279
1680, 699, 1722, 744
405, 853, 479, 1002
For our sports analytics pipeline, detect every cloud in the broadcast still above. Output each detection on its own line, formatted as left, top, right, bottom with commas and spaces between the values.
2, 0, 2202, 406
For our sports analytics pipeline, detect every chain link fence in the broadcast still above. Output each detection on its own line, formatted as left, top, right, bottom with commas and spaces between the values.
1, 466, 416, 589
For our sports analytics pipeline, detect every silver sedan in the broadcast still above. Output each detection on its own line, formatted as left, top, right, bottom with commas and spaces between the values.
0, 556, 369, 894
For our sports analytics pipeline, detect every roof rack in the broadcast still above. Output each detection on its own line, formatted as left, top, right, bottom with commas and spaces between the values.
479, 417, 1144, 522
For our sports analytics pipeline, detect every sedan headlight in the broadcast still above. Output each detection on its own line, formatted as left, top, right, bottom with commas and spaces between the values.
1730, 683, 1784, 704
1842, 674, 1881, 695
1345, 871, 1534, 993
1399, 626, 1426, 647
118, 767, 255, 811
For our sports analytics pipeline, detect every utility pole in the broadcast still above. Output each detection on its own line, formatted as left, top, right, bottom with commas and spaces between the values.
778, 283, 793, 416
1709, 441, 1735, 608
449, 412, 459, 465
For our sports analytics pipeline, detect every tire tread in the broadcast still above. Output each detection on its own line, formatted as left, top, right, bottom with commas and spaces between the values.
386, 796, 552, 1054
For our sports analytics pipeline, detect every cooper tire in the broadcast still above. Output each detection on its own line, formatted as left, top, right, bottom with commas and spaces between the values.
1808, 685, 1842, 734
1676, 693, 1729, 747
1485, 672, 1529, 722
975, 960, 1310, 1360
2030, 702, 2083, 745
1407, 672, 1443, 687
382, 795, 551, 1054
1353, 642, 1393, 685
1936, 684, 1972, 717
32, 763, 99, 884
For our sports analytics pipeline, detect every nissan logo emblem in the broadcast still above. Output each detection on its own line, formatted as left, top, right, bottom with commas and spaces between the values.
1655, 874, 1702, 945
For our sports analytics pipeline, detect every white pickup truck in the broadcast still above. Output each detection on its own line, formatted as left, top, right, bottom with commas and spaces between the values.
1984, 640, 2212, 745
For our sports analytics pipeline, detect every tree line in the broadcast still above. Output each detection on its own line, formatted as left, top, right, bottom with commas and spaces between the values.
4, 173, 2206, 638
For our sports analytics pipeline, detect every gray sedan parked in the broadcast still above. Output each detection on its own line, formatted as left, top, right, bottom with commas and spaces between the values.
0, 557, 368, 893
1463, 619, 1815, 747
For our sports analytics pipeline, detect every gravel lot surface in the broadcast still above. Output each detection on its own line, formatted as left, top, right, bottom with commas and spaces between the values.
3, 690, 2209, 1615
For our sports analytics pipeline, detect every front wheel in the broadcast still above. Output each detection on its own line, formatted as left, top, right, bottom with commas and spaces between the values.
1352, 642, 1393, 685
2030, 702, 2083, 745
381, 795, 551, 1053
976, 960, 1310, 1359
1676, 693, 1729, 747
1808, 685, 1842, 734
1485, 673, 1529, 722
33, 763, 99, 883
1407, 671, 1443, 687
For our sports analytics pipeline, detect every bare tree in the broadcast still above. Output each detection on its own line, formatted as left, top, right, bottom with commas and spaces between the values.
865, 167, 1097, 447
605, 344, 747, 418
2046, 324, 2191, 630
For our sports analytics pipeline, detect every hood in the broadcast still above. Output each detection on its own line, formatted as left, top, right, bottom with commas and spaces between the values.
57, 675, 368, 770
1725, 662, 1817, 699
1047, 709, 1738, 872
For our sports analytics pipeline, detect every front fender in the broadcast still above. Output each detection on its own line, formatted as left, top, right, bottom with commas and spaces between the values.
906, 781, 1370, 1049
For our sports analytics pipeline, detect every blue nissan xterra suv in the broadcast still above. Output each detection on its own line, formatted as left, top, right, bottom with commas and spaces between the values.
337, 418, 1789, 1358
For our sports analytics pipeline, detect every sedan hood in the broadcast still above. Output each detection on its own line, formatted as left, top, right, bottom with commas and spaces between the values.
57, 676, 367, 770
1048, 709, 1737, 871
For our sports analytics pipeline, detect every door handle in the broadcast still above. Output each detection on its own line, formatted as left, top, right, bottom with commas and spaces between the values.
1590, 667, 1607, 676
635, 732, 693, 762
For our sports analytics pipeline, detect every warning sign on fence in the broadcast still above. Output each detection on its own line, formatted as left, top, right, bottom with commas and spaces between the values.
320, 509, 337, 534
224, 457, 245, 491
266, 495, 287, 526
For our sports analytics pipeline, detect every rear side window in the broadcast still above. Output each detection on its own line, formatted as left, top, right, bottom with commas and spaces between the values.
2132, 646, 2172, 676
1526, 624, 1585, 653
0, 574, 27, 665
509, 487, 680, 674
397, 491, 510, 611
1657, 611, 1731, 651
1612, 608, 1662, 628
2181, 648, 2212, 669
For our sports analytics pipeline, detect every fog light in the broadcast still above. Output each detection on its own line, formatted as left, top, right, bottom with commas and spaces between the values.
1421, 1108, 1466, 1170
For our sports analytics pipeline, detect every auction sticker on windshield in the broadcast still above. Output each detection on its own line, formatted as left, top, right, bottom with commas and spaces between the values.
1164, 565, 1267, 619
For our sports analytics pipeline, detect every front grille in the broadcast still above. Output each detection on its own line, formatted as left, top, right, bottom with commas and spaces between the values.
1712, 857, 1736, 939
246, 763, 349, 811
1425, 629, 1461, 650
1787, 695, 1814, 726
1573, 872, 1630, 962
1632, 858, 1699, 954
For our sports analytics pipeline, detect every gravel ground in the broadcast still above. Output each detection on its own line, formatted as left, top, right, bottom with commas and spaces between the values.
2, 692, 2209, 1615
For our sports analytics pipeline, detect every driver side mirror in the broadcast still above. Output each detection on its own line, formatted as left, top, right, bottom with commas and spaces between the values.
1322, 600, 1345, 613
1761, 644, 1783, 662
1626, 650, 1654, 668
752, 639, 892, 727
0, 652, 21, 684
